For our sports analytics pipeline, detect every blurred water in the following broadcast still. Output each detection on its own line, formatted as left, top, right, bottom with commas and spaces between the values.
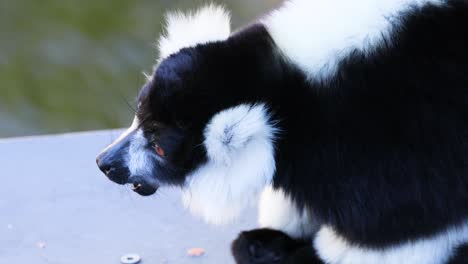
0, 0, 280, 138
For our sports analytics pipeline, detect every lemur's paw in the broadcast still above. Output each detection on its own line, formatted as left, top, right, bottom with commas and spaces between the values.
231, 228, 300, 264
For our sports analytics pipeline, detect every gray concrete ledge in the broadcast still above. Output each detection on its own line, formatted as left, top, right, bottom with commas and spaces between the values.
0, 130, 256, 263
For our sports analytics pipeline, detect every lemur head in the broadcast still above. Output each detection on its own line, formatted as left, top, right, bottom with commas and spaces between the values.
96, 5, 299, 224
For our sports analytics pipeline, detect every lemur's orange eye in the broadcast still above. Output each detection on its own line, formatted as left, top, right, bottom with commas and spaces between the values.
154, 144, 165, 157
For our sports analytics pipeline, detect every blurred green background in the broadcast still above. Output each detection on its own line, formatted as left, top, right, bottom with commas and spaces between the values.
0, 0, 281, 138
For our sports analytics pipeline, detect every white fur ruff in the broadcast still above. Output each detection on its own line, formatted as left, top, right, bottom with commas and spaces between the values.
314, 222, 468, 264
258, 185, 317, 239
182, 104, 277, 225
158, 4, 231, 59
263, 0, 444, 80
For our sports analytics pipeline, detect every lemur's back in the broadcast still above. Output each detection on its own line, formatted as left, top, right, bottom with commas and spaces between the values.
264, 1, 468, 263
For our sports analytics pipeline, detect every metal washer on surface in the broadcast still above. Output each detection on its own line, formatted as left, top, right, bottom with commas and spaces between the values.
120, 254, 141, 264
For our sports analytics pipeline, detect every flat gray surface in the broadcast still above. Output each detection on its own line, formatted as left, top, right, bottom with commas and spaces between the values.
0, 130, 256, 263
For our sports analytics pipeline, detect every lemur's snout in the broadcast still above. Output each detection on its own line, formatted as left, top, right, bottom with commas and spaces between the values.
96, 145, 158, 196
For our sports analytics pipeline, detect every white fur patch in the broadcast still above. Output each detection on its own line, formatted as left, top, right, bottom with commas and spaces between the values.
258, 185, 318, 239
182, 104, 277, 225
263, 0, 444, 80
158, 4, 231, 59
314, 222, 468, 264
127, 129, 154, 176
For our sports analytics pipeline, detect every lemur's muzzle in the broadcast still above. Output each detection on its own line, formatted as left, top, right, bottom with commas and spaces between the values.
96, 131, 158, 196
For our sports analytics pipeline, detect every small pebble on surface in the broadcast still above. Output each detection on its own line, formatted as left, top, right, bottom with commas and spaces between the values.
120, 253, 141, 264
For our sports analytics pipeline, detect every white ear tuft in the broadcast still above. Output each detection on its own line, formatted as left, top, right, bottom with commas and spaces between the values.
158, 4, 231, 59
182, 104, 278, 225
204, 104, 276, 166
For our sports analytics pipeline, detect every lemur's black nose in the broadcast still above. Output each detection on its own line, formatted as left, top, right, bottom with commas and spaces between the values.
96, 156, 112, 175
96, 152, 129, 185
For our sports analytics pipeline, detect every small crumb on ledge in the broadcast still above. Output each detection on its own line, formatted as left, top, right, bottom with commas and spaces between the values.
187, 248, 205, 257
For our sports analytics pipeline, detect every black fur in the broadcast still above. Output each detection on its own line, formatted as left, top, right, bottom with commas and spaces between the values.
101, 0, 468, 263
232, 229, 321, 264
273, 0, 468, 248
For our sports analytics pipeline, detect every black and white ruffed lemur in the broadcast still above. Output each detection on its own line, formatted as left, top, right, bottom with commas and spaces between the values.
97, 0, 468, 263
